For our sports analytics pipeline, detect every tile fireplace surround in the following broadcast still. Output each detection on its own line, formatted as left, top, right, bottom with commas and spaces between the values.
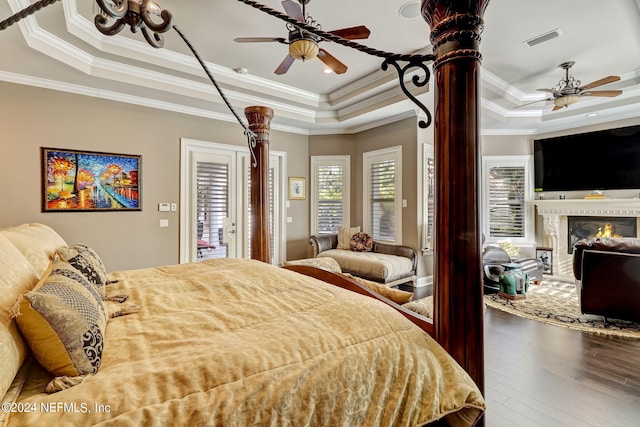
532, 199, 640, 278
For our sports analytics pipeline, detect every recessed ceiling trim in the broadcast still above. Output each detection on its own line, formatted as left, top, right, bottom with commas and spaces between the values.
62, 0, 322, 107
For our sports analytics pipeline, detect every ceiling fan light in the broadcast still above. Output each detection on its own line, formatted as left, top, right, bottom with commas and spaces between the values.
553, 94, 580, 108
289, 38, 319, 61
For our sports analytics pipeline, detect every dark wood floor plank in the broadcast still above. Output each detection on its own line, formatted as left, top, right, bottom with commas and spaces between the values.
484, 306, 640, 426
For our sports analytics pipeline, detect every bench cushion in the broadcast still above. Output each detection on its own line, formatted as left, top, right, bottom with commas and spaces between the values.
318, 249, 413, 282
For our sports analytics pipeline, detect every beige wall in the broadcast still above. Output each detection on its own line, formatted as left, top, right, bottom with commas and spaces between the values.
0, 82, 309, 271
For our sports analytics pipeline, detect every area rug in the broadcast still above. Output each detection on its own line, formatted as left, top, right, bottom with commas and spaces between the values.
484, 278, 640, 339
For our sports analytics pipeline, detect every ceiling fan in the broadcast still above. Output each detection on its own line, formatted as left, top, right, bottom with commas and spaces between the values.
520, 61, 623, 110
233, 0, 370, 75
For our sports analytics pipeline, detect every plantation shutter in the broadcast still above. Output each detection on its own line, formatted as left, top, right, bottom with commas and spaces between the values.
424, 155, 435, 250
370, 158, 395, 241
317, 165, 344, 234
488, 165, 525, 238
196, 161, 228, 258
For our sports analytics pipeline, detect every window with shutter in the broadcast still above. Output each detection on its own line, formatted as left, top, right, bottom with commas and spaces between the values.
482, 156, 533, 244
363, 147, 402, 244
422, 144, 435, 251
311, 156, 350, 235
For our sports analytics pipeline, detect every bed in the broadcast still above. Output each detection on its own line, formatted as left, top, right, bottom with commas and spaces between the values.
0, 223, 484, 427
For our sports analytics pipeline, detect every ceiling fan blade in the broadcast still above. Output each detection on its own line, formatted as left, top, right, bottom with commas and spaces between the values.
552, 105, 564, 111
317, 49, 348, 74
328, 25, 371, 40
536, 88, 558, 94
234, 37, 287, 44
581, 90, 623, 97
281, 0, 305, 22
578, 75, 620, 91
275, 55, 296, 75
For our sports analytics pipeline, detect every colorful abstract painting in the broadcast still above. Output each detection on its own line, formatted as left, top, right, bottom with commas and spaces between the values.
42, 147, 141, 212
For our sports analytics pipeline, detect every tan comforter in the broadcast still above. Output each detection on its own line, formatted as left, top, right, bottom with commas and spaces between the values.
7, 258, 484, 426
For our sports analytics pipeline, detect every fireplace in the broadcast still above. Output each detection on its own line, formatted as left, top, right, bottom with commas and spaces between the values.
567, 216, 637, 253
531, 199, 640, 277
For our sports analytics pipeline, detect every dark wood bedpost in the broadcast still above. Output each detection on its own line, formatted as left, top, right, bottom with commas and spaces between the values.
421, 0, 489, 405
244, 106, 274, 263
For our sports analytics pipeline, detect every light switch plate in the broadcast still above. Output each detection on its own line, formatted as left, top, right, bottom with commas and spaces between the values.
158, 203, 170, 212
171, 203, 177, 211
160, 219, 169, 227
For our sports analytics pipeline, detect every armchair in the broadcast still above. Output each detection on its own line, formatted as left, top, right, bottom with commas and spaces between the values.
482, 245, 543, 294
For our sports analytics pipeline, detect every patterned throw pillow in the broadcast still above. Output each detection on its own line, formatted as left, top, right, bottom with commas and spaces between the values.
57, 243, 107, 295
350, 232, 373, 252
13, 259, 107, 377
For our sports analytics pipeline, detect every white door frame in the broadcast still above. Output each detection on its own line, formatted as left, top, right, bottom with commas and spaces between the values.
180, 138, 287, 264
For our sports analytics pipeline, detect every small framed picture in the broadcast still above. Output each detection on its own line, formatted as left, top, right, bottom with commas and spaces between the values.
288, 177, 306, 200
536, 247, 553, 275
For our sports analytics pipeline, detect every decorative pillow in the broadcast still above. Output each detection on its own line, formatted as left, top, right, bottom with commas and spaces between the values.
342, 273, 413, 305
403, 296, 434, 318
13, 259, 107, 377
337, 226, 360, 250
0, 223, 67, 278
350, 232, 373, 252
283, 257, 343, 273
57, 243, 107, 296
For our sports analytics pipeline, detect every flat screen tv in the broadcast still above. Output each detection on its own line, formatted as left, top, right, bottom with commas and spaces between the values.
534, 124, 640, 192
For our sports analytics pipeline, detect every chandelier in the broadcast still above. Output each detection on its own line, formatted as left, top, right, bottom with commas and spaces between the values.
94, 0, 173, 48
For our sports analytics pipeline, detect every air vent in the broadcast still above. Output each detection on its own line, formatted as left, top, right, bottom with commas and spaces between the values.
524, 29, 562, 47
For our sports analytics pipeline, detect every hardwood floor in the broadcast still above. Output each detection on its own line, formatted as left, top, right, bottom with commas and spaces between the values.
483, 306, 640, 426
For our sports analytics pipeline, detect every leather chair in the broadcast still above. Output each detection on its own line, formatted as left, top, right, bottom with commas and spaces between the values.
573, 237, 640, 322
482, 245, 544, 294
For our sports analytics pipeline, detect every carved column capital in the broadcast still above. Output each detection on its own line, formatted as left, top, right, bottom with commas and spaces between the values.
244, 106, 274, 141
421, 0, 490, 67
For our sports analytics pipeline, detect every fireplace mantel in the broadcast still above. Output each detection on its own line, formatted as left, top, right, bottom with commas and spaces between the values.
530, 199, 640, 278
532, 198, 640, 216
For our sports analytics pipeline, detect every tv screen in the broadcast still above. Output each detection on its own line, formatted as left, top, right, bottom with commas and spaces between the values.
534, 124, 640, 192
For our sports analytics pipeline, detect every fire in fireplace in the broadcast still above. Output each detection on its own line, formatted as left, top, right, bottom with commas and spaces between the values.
568, 216, 637, 253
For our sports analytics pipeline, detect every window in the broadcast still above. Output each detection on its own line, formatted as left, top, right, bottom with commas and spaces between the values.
363, 147, 402, 244
311, 156, 350, 235
422, 144, 435, 251
482, 156, 533, 244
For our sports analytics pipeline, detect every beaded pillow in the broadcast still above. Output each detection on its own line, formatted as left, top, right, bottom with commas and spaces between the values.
13, 259, 107, 377
350, 232, 373, 252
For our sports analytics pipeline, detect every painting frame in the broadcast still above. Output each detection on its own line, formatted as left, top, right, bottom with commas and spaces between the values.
288, 177, 306, 200
41, 147, 142, 212
536, 246, 553, 275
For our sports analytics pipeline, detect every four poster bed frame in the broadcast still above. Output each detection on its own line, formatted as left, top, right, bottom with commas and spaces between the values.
246, 0, 488, 417
0, 0, 488, 425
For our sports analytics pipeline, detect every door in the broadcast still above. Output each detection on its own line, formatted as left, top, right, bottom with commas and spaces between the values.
180, 139, 285, 264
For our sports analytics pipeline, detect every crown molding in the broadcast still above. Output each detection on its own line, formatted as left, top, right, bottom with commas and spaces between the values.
0, 70, 312, 135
